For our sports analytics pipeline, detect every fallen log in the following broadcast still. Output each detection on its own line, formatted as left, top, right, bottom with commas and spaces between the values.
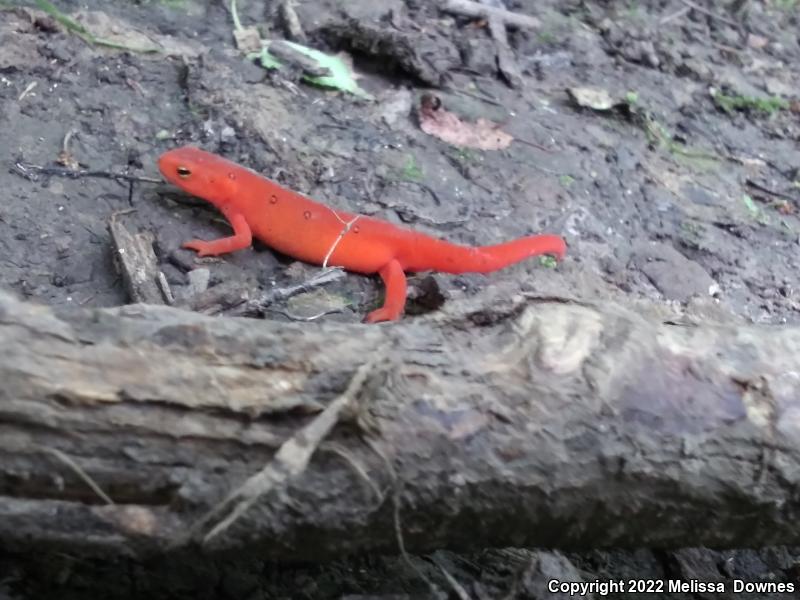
0, 286, 798, 561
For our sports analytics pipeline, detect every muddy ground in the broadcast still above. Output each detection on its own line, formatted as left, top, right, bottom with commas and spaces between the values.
1, 0, 799, 598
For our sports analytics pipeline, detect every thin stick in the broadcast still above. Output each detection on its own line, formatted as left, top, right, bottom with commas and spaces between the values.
42, 446, 115, 506
18, 81, 37, 102
434, 558, 473, 600
279, 0, 306, 42
191, 350, 387, 545
680, 0, 740, 28
262, 307, 345, 321
320, 442, 384, 502
321, 204, 361, 269
442, 0, 540, 29
660, 5, 690, 25
323, 215, 360, 268
12, 162, 162, 184
445, 85, 504, 107
252, 268, 346, 307
364, 436, 443, 597
230, 0, 243, 32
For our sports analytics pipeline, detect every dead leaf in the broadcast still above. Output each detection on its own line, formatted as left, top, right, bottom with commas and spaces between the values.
418, 94, 513, 150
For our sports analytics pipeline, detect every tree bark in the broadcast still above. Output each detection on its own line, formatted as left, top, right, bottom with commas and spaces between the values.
0, 287, 798, 561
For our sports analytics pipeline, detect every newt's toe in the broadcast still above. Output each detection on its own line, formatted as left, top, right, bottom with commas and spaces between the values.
364, 307, 402, 323
182, 240, 213, 257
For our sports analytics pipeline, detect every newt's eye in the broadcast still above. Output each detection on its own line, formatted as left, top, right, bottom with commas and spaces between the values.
176, 166, 192, 179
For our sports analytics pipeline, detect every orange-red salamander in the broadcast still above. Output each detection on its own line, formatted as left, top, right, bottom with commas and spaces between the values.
158, 146, 566, 322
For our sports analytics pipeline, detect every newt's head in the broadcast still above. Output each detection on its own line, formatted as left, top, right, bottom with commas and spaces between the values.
158, 146, 238, 206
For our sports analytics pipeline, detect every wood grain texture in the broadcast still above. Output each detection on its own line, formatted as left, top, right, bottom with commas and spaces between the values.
0, 287, 798, 561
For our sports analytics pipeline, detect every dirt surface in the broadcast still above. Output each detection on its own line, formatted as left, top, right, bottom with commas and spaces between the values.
1, 0, 800, 597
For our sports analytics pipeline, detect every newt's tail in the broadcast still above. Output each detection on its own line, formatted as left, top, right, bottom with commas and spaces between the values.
412, 234, 567, 274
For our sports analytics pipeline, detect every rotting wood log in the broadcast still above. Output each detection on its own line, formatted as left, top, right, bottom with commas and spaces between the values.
0, 286, 799, 562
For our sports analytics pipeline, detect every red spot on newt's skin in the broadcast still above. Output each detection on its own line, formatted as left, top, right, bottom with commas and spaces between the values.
157, 146, 567, 323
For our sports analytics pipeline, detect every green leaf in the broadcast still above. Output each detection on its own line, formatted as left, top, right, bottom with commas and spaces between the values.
250, 46, 283, 70
232, 0, 370, 99
742, 194, 759, 218
539, 255, 558, 269
247, 41, 371, 99
283, 41, 372, 100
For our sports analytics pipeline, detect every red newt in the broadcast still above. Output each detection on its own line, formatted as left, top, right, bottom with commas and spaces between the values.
158, 146, 566, 323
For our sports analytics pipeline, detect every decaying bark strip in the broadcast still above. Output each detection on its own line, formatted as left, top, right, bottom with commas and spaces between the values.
0, 287, 799, 561
108, 213, 169, 305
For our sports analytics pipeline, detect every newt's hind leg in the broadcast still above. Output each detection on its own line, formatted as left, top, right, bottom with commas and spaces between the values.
365, 259, 407, 323
183, 212, 252, 257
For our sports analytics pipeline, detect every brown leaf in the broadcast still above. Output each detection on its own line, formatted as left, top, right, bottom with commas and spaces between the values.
418, 94, 513, 150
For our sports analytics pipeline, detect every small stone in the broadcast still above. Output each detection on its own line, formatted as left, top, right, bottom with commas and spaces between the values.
747, 33, 769, 49
220, 125, 236, 142
187, 268, 210, 295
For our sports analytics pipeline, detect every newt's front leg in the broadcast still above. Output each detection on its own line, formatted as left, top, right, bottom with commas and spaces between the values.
183, 212, 252, 257
365, 259, 407, 323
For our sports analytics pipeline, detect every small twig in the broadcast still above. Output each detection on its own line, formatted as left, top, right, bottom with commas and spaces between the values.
445, 85, 504, 107
18, 81, 37, 102
745, 179, 800, 203
263, 307, 345, 321
189, 350, 388, 546
278, 0, 306, 42
483, 2, 522, 88
433, 557, 473, 600
230, 0, 244, 32
255, 268, 346, 307
514, 136, 552, 152
233, 268, 346, 317
320, 441, 384, 503
710, 40, 740, 54
42, 446, 114, 506
441, 0, 540, 29
322, 210, 360, 269
157, 272, 175, 304
680, 0, 740, 29
61, 129, 76, 156
57, 128, 80, 169
660, 5, 691, 25
364, 436, 444, 598
12, 162, 162, 184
